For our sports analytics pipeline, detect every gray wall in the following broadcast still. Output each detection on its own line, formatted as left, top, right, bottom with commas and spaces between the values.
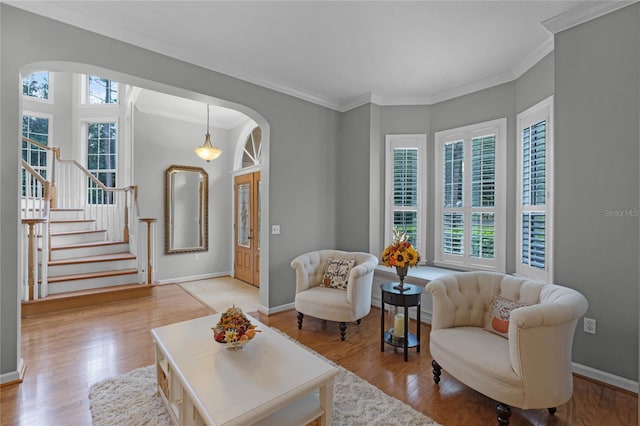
1, 5, 341, 378
338, 104, 371, 251
133, 110, 233, 280
554, 5, 639, 380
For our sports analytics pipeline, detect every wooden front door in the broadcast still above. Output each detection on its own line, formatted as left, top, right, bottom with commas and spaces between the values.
234, 172, 260, 286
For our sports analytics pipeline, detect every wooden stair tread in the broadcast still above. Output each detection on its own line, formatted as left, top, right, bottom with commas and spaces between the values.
47, 268, 138, 283
23, 283, 153, 303
49, 241, 127, 251
50, 219, 96, 223
50, 208, 83, 212
21, 284, 158, 317
48, 252, 136, 266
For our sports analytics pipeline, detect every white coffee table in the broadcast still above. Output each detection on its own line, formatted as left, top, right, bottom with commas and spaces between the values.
152, 314, 339, 426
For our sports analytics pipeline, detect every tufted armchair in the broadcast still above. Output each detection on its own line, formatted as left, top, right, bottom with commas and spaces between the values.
426, 271, 588, 425
290, 250, 378, 341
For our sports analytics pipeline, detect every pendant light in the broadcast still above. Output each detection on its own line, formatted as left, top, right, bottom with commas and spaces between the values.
194, 104, 222, 162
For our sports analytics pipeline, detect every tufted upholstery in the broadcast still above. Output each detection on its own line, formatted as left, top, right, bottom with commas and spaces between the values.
426, 271, 588, 423
291, 250, 378, 340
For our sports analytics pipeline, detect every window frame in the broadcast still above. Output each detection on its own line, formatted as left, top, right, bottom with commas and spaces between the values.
83, 119, 119, 204
516, 96, 554, 282
384, 134, 427, 260
434, 118, 507, 272
83, 75, 120, 106
22, 71, 54, 104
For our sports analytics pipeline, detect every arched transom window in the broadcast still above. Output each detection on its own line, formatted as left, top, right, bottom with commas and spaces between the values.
241, 126, 261, 168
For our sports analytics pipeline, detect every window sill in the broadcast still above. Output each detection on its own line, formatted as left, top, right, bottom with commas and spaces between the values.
375, 264, 461, 287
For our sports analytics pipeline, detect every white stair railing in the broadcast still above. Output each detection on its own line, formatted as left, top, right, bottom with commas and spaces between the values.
19, 137, 157, 302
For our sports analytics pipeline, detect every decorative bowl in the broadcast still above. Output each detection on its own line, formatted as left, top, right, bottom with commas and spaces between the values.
212, 306, 259, 350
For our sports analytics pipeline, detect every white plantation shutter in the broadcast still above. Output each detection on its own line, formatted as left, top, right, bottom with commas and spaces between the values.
517, 97, 553, 282
435, 118, 506, 271
385, 135, 426, 255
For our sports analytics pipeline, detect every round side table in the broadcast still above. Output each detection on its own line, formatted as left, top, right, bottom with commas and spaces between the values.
380, 282, 422, 362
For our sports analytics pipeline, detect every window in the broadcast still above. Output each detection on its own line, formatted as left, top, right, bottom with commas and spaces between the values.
87, 122, 117, 204
22, 71, 50, 100
241, 126, 262, 168
435, 118, 506, 271
384, 134, 426, 255
22, 114, 50, 196
517, 97, 553, 282
86, 75, 118, 104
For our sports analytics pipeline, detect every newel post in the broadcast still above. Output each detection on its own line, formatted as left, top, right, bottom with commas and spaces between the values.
22, 218, 46, 301
139, 218, 157, 285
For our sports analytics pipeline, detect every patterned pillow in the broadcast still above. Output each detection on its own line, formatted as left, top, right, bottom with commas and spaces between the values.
319, 257, 355, 290
484, 296, 529, 338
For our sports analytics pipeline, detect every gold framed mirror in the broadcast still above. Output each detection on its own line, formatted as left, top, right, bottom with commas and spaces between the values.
164, 164, 208, 254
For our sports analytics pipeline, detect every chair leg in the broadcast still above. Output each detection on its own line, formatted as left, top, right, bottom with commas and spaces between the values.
339, 322, 347, 341
356, 318, 362, 325
296, 312, 304, 330
496, 403, 511, 426
432, 360, 442, 384
548, 407, 557, 415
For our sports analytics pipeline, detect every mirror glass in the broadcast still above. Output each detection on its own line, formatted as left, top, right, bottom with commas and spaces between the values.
164, 165, 208, 254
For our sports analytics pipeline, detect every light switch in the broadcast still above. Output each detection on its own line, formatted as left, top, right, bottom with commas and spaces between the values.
271, 225, 280, 235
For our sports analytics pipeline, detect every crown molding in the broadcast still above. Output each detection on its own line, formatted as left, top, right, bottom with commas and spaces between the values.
6, 1, 344, 112
542, 1, 637, 34
511, 37, 554, 79
12, 0, 621, 115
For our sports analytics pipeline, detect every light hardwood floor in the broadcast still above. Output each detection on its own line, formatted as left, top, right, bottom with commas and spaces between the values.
0, 284, 636, 425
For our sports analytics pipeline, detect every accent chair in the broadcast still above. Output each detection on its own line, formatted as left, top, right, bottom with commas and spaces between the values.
291, 250, 378, 341
426, 271, 588, 425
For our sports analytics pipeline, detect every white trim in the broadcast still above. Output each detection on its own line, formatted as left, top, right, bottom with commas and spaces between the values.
384, 134, 427, 256
258, 302, 295, 316
3, 1, 594, 114
0, 358, 26, 385
434, 118, 507, 272
542, 1, 638, 35
516, 96, 554, 282
572, 362, 639, 394
511, 38, 554, 79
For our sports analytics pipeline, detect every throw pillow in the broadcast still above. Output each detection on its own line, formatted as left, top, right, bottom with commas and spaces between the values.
484, 296, 529, 338
320, 257, 355, 290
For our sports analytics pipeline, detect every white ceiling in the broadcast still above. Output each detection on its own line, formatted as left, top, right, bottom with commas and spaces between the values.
134, 89, 252, 130
8, 1, 633, 113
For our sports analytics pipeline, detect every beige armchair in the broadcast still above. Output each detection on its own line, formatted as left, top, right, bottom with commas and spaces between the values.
291, 250, 378, 340
426, 272, 588, 425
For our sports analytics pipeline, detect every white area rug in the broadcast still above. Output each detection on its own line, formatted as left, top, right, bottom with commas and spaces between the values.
179, 276, 259, 314
89, 335, 440, 425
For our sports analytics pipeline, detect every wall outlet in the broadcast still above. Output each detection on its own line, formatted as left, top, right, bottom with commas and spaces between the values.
584, 317, 596, 334
271, 225, 280, 235
194, 254, 200, 261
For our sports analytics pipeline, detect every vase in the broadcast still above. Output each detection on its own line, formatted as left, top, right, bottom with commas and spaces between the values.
394, 265, 409, 291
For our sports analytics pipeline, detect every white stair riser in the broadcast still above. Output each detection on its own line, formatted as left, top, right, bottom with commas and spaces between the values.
50, 221, 95, 233
47, 259, 137, 276
49, 210, 85, 221
51, 243, 131, 260
51, 231, 106, 246
47, 273, 138, 294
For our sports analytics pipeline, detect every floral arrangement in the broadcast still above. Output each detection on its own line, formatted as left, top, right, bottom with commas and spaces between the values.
381, 228, 420, 268
212, 306, 259, 348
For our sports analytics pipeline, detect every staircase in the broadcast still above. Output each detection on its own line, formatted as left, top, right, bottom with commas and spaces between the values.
22, 208, 154, 317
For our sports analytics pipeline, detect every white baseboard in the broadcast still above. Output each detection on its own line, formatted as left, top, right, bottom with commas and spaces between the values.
0, 358, 25, 385
572, 362, 638, 394
260, 302, 295, 315
156, 271, 233, 285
